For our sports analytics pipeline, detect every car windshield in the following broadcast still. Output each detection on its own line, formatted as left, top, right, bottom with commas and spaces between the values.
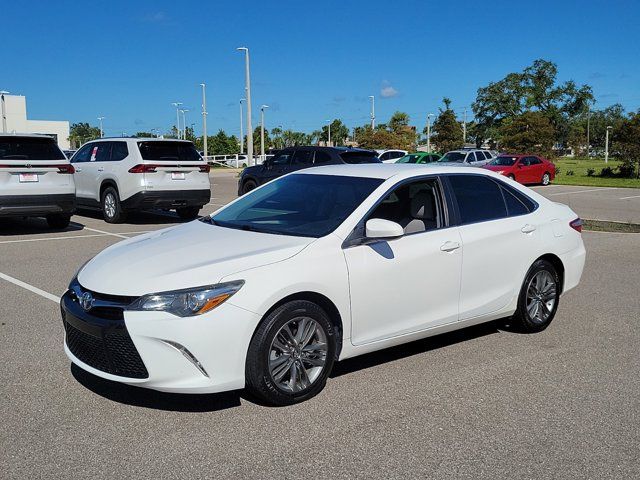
0, 137, 65, 160
438, 152, 466, 163
339, 151, 382, 164
209, 174, 384, 237
137, 141, 201, 161
490, 156, 518, 166
396, 154, 422, 164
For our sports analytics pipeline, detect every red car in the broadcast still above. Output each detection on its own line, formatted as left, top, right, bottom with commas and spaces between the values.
483, 154, 556, 185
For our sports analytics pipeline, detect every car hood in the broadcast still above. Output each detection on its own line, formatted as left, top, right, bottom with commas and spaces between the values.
77, 220, 315, 296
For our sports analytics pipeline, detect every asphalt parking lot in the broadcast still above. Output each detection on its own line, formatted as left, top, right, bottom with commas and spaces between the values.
1, 172, 639, 479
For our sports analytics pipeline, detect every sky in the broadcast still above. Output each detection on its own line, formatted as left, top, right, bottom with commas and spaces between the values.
2, 0, 639, 138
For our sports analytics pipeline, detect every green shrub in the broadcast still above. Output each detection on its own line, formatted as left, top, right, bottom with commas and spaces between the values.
586, 168, 595, 177
618, 164, 636, 178
600, 166, 615, 177
566, 170, 575, 176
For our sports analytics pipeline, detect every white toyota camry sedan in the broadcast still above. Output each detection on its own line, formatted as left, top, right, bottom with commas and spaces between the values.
61, 165, 586, 405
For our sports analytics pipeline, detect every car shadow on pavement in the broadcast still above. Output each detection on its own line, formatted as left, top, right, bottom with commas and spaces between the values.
331, 321, 502, 378
70, 364, 243, 412
0, 217, 85, 236
74, 208, 188, 226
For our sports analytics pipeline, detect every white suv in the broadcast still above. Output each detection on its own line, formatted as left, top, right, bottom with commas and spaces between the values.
0, 134, 76, 228
71, 138, 211, 223
377, 149, 408, 163
437, 149, 494, 166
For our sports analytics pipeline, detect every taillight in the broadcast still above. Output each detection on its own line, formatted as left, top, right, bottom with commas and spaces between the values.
570, 218, 583, 233
57, 164, 75, 174
128, 164, 158, 173
199, 164, 210, 173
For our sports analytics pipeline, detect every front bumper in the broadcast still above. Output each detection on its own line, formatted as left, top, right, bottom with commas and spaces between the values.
121, 189, 211, 211
0, 193, 76, 217
61, 288, 261, 393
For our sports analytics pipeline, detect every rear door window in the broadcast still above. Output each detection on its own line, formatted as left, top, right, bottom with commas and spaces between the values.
291, 150, 313, 165
137, 141, 201, 161
313, 151, 332, 164
0, 136, 65, 160
448, 174, 508, 224
110, 142, 129, 161
340, 151, 381, 164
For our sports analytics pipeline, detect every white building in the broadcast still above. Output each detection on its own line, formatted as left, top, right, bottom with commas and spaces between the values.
1, 94, 70, 149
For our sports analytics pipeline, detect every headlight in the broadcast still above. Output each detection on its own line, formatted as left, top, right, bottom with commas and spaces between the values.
128, 280, 244, 317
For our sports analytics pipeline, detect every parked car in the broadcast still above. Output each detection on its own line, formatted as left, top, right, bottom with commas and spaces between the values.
62, 164, 585, 406
71, 138, 211, 223
377, 149, 409, 163
436, 149, 495, 166
237, 146, 380, 195
0, 134, 76, 228
396, 152, 441, 164
63, 149, 77, 159
483, 154, 556, 185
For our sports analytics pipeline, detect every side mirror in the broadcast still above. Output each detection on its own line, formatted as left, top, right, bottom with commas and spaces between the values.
365, 218, 404, 239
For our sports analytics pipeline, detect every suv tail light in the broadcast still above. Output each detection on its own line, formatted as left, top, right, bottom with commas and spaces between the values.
199, 164, 210, 173
57, 164, 75, 174
128, 164, 159, 173
570, 218, 583, 233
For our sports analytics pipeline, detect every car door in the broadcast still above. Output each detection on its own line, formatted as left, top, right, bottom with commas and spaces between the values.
343, 177, 463, 345
517, 156, 535, 183
526, 156, 544, 183
86, 142, 112, 203
446, 173, 539, 320
70, 143, 93, 201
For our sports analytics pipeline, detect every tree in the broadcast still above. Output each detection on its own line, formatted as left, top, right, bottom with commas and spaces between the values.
69, 123, 101, 148
133, 131, 155, 138
614, 111, 640, 178
320, 119, 349, 146
431, 98, 463, 153
251, 126, 271, 153
203, 129, 238, 155
498, 111, 555, 157
354, 126, 400, 150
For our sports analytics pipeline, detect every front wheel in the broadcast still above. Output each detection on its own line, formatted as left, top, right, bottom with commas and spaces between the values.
242, 179, 257, 195
245, 300, 336, 406
176, 206, 201, 220
541, 172, 551, 185
508, 174, 516, 181
511, 259, 560, 333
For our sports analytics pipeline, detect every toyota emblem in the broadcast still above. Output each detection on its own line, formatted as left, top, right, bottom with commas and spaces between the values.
79, 291, 94, 311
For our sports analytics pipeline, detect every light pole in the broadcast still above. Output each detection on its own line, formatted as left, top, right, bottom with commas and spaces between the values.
369, 95, 375, 129
462, 108, 467, 144
150, 128, 157, 138
237, 47, 253, 165
97, 116, 105, 138
172, 102, 183, 139
180, 109, 189, 140
260, 105, 269, 157
426, 113, 434, 152
239, 98, 245, 154
1, 90, 10, 133
200, 83, 208, 157
325, 119, 331, 146
605, 126, 612, 163
586, 110, 591, 157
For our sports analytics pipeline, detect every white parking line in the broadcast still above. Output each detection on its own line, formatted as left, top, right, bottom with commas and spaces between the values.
0, 271, 60, 303
0, 230, 151, 245
548, 187, 619, 196
80, 226, 129, 239
619, 194, 640, 200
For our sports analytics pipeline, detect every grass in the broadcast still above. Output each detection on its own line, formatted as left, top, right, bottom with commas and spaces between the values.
552, 157, 640, 188
583, 219, 640, 233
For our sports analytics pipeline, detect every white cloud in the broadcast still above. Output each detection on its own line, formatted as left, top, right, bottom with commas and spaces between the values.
380, 83, 399, 98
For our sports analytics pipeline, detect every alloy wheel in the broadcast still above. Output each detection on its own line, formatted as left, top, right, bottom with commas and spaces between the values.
104, 193, 116, 218
268, 317, 328, 393
542, 173, 550, 185
526, 270, 557, 323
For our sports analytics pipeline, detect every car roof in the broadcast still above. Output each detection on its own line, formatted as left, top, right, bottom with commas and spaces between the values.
296, 163, 497, 180
88, 137, 193, 142
0, 133, 58, 140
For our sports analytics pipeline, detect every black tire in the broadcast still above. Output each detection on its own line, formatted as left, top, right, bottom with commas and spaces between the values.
101, 186, 126, 223
242, 179, 257, 195
511, 259, 560, 333
245, 300, 337, 406
541, 172, 551, 185
176, 206, 201, 220
46, 213, 71, 229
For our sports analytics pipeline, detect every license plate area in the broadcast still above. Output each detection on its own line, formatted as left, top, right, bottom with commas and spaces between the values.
19, 173, 39, 183
171, 172, 185, 180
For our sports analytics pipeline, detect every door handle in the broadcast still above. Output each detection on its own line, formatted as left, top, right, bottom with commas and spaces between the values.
440, 241, 461, 252
75, 167, 82, 172
97, 167, 104, 172
521, 224, 536, 234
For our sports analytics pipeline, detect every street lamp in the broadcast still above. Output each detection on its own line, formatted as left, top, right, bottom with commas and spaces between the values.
0, 90, 10, 133
200, 83, 208, 157
426, 113, 434, 152
172, 102, 183, 139
97, 116, 105, 138
369, 95, 375, 129
150, 128, 157, 138
605, 125, 612, 163
180, 109, 189, 140
586, 109, 591, 157
237, 47, 253, 165
239, 98, 245, 154
325, 119, 332, 146
260, 105, 269, 157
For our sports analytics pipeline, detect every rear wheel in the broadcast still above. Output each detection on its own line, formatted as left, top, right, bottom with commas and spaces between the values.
245, 300, 336, 406
541, 172, 551, 185
46, 213, 71, 229
101, 187, 126, 223
508, 174, 516, 181
242, 179, 257, 195
176, 206, 201, 220
511, 259, 560, 333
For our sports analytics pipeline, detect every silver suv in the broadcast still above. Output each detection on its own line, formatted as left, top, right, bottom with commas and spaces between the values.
437, 149, 495, 166
71, 138, 211, 223
0, 134, 76, 228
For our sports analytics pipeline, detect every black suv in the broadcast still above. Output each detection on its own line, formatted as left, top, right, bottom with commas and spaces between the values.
237, 146, 381, 195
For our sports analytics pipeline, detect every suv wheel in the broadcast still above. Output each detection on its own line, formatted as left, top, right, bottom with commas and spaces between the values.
101, 187, 126, 223
511, 259, 560, 333
176, 206, 201, 220
46, 213, 71, 229
245, 300, 336, 406
242, 179, 257, 195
